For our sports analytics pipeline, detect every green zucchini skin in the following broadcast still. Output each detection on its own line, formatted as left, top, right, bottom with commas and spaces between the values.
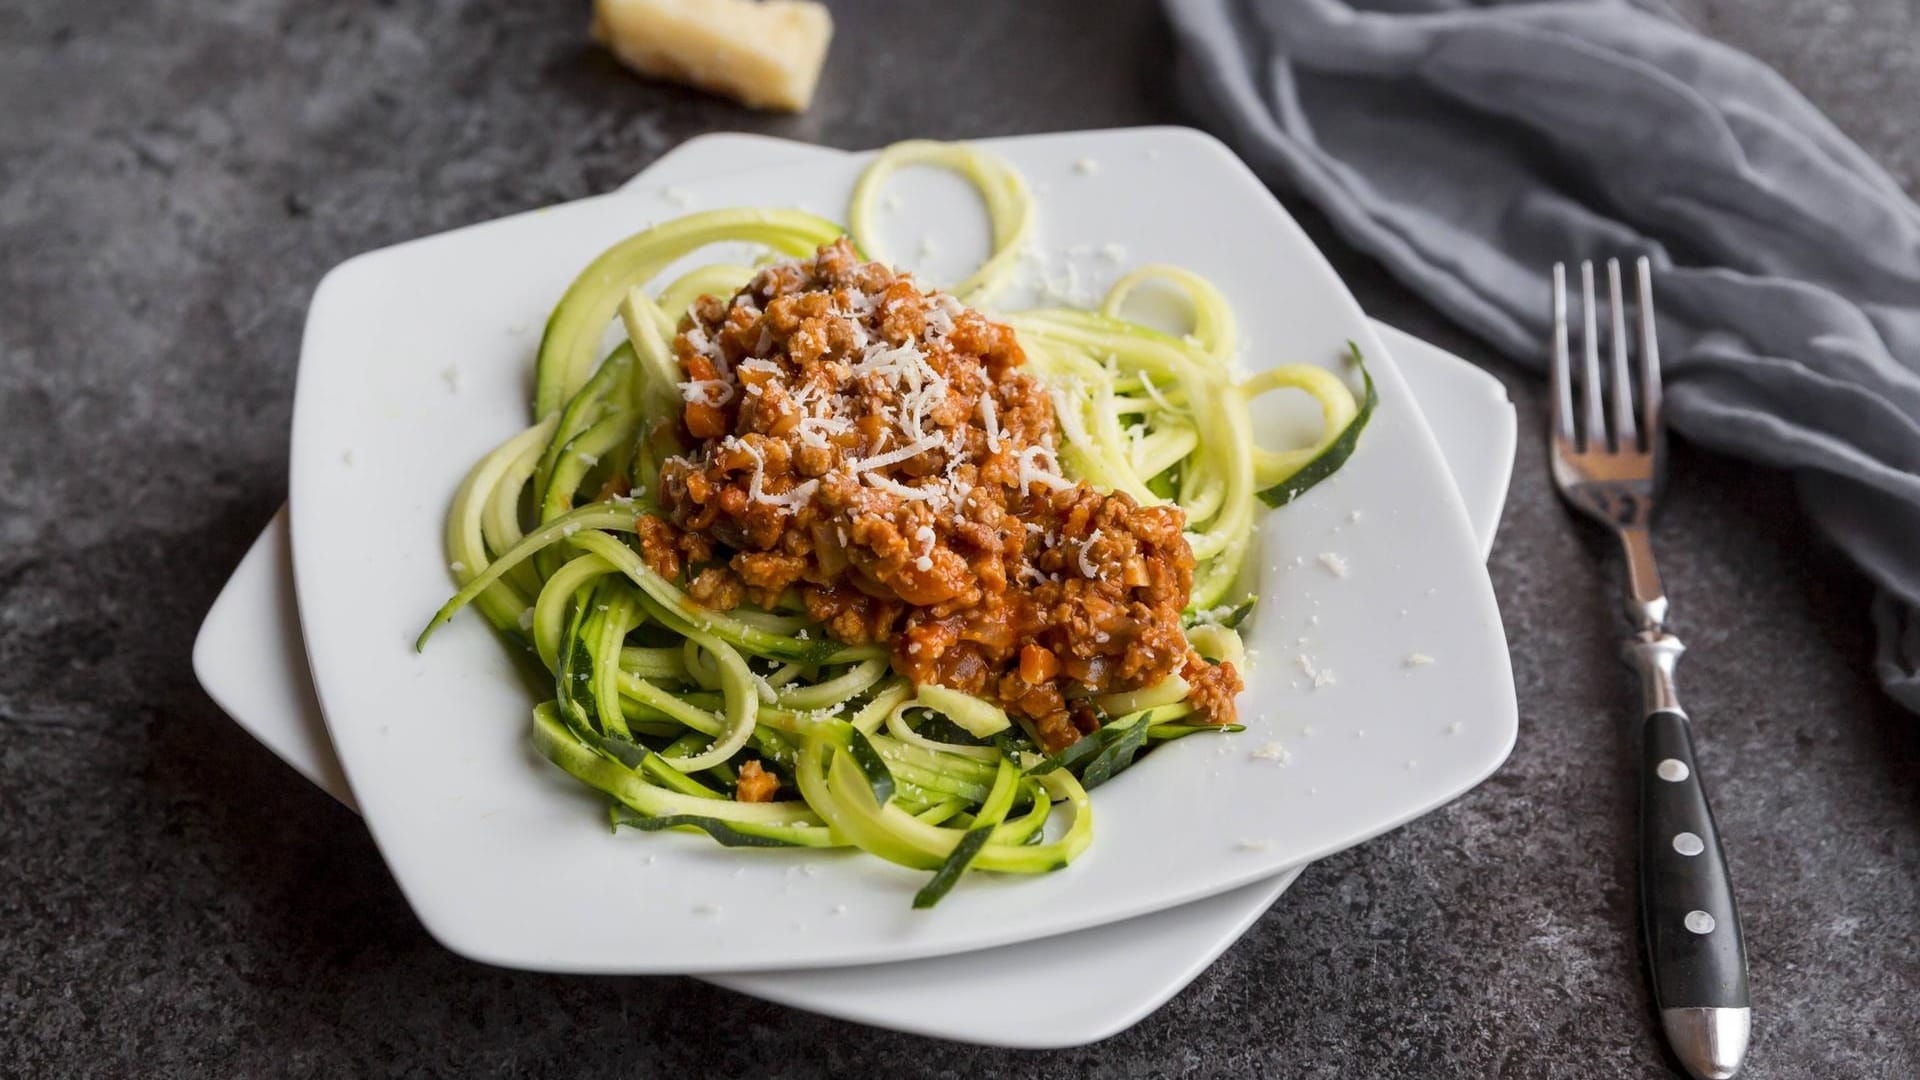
1255, 343, 1377, 508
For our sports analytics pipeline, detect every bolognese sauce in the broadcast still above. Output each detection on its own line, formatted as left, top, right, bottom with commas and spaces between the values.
646, 239, 1240, 751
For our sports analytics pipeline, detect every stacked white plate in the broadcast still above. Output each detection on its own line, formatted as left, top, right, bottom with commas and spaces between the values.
195, 129, 1518, 1047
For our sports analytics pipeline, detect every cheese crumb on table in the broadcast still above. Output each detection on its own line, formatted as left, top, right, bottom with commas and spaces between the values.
1404, 652, 1436, 667
1317, 552, 1349, 578
592, 0, 834, 113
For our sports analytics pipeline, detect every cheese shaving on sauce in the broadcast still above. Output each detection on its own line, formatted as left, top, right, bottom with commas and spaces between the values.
679, 379, 736, 407
727, 437, 818, 509
1016, 445, 1074, 491
977, 393, 1003, 452
1076, 531, 1104, 577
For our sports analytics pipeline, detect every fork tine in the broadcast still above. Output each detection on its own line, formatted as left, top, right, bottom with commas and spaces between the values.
1636, 256, 1662, 445
1551, 263, 1573, 442
1607, 259, 1637, 452
1580, 262, 1605, 450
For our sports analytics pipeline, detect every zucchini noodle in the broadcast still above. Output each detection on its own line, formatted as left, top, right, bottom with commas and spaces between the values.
419, 141, 1374, 906
847, 139, 1033, 308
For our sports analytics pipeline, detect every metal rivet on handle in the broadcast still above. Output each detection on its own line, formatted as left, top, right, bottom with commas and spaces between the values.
1656, 758, 1689, 782
1672, 832, 1704, 856
1684, 910, 1716, 935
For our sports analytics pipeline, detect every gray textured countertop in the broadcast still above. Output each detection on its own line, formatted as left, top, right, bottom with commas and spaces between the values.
3, 1, 1915, 1076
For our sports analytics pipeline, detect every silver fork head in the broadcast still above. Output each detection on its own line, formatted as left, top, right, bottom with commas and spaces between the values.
1549, 257, 1664, 530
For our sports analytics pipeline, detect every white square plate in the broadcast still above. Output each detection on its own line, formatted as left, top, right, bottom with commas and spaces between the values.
197, 129, 1513, 1048
202, 130, 1514, 1046
288, 128, 1517, 974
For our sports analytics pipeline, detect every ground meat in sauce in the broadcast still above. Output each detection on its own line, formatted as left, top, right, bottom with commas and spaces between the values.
734, 759, 779, 803
647, 239, 1238, 750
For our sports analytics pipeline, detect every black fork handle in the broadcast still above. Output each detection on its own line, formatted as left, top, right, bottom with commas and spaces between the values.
1624, 636, 1750, 1080
1640, 709, 1748, 1013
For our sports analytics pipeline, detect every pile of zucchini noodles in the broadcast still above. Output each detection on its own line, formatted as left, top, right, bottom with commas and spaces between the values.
417, 141, 1374, 907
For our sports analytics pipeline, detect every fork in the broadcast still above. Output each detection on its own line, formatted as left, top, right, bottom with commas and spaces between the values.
1549, 258, 1750, 1080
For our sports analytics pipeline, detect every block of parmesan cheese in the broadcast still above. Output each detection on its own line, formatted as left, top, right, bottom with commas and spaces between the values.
592, 0, 834, 113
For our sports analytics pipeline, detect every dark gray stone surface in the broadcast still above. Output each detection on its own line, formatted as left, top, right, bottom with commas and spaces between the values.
2, 1, 1914, 1076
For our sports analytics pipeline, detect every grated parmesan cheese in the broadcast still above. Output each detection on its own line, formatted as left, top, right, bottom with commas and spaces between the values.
924, 300, 955, 340
1075, 530, 1102, 578
977, 393, 1003, 452
684, 324, 720, 358
1250, 742, 1291, 764
848, 432, 943, 475
1295, 653, 1335, 688
753, 673, 779, 705
862, 473, 938, 501
1016, 445, 1073, 491
731, 437, 818, 508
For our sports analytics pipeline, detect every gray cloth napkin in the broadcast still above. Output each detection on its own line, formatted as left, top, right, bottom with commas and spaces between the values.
1164, 0, 1920, 712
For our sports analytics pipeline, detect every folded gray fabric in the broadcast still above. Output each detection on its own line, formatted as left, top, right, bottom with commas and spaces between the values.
1164, 0, 1920, 711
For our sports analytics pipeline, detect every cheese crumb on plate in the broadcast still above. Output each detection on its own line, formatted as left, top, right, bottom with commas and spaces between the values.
1249, 741, 1292, 765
